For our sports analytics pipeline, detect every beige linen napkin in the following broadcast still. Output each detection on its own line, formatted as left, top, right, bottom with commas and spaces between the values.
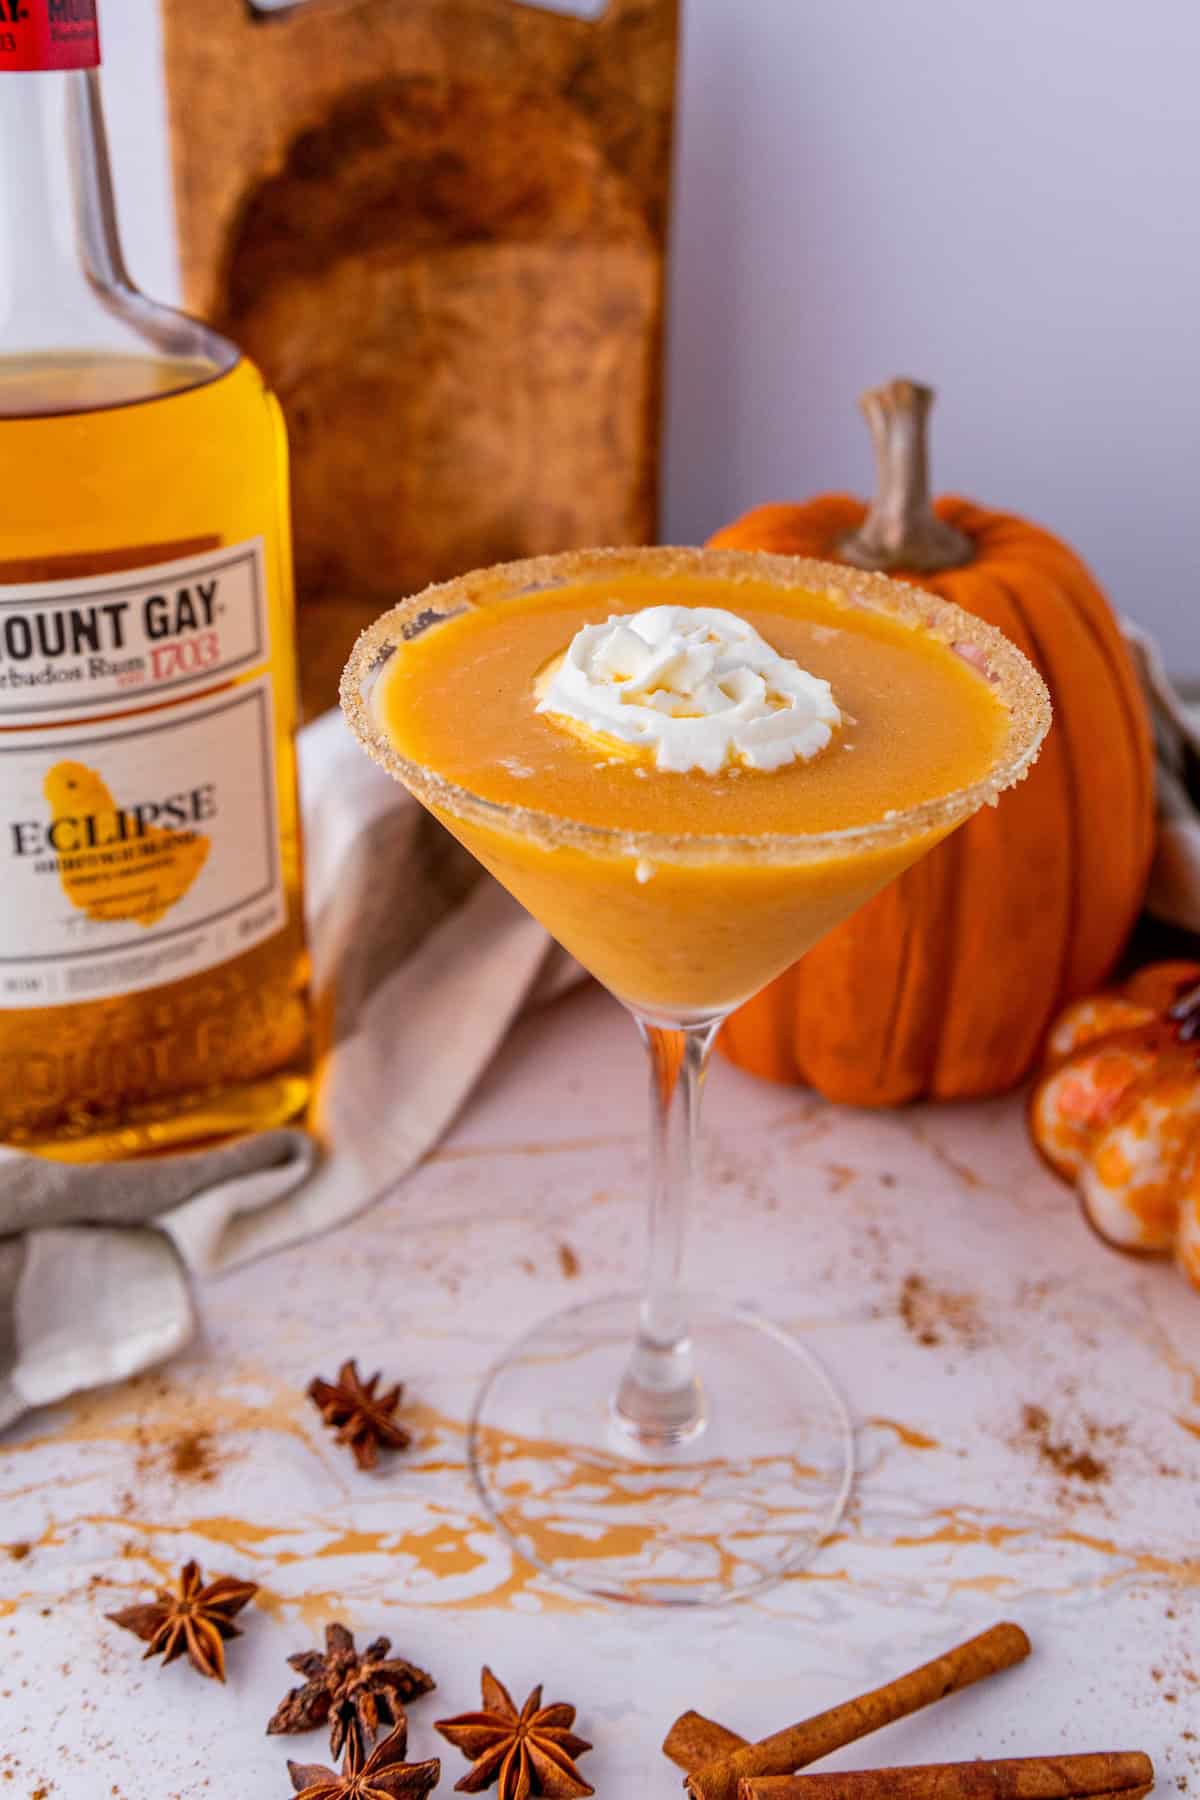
0, 710, 572, 1430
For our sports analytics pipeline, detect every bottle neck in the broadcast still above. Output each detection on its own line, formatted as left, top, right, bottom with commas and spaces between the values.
0, 65, 234, 398
1, 71, 118, 347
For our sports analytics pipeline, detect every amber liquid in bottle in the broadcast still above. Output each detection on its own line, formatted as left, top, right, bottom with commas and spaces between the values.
0, 351, 310, 1156
0, 0, 312, 1158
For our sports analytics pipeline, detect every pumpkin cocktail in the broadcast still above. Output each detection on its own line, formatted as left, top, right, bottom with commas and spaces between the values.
342, 547, 1050, 1605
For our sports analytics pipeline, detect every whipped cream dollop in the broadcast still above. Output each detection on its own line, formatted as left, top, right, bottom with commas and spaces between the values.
536, 604, 841, 774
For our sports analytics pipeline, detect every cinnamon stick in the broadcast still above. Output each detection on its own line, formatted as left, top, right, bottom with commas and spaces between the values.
738, 1751, 1154, 1800
665, 1625, 1031, 1775
664, 1714, 749, 1772
679, 1623, 1032, 1800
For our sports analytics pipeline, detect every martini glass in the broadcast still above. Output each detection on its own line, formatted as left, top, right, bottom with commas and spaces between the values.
341, 547, 1050, 1605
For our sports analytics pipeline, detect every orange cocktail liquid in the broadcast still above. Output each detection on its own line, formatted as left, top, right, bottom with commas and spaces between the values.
376, 570, 1009, 1017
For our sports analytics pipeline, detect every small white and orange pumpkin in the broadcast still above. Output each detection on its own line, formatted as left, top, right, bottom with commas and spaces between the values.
1030, 962, 1200, 1290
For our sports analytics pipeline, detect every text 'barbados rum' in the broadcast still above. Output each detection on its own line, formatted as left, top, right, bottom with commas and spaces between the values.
0, 6, 309, 1157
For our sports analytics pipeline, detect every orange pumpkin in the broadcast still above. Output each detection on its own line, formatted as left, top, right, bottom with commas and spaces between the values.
1029, 963, 1200, 1291
711, 378, 1156, 1103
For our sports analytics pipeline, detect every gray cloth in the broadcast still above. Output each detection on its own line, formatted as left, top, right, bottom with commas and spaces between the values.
0, 710, 573, 1430
1124, 621, 1200, 935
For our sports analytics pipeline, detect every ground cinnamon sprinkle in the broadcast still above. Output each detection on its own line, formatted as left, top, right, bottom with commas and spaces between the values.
168, 1430, 219, 1482
1020, 1404, 1112, 1484
898, 1273, 983, 1349
130, 1425, 220, 1487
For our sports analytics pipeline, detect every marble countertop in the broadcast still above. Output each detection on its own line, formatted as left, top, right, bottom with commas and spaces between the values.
2, 982, 1198, 1798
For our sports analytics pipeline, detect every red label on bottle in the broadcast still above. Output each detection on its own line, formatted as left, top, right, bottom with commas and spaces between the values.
0, 0, 100, 71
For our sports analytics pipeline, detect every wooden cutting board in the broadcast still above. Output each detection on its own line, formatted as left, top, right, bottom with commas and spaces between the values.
161, 0, 678, 716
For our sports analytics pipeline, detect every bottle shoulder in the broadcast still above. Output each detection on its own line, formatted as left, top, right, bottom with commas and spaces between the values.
0, 327, 266, 419
1, 58, 253, 414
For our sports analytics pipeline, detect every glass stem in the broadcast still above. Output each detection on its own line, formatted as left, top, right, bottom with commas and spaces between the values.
613, 1014, 722, 1450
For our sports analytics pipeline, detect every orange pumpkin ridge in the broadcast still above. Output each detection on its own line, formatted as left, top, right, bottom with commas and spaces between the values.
711, 377, 1155, 1106
926, 563, 1074, 1095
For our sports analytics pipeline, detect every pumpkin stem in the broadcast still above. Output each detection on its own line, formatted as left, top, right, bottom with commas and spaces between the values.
838, 378, 974, 574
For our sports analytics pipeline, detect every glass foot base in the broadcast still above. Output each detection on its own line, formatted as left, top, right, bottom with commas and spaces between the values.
467, 1292, 854, 1606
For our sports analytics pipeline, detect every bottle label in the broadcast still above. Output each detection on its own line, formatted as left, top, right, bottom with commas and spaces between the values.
0, 539, 286, 1008
0, 676, 285, 1008
0, 0, 101, 71
0, 539, 267, 726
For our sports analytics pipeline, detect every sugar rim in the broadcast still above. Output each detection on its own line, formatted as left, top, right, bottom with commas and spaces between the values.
340, 546, 1052, 867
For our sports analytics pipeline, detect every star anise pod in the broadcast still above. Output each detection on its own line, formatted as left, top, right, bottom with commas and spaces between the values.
106, 1558, 258, 1681
436, 1667, 594, 1800
308, 1359, 411, 1470
288, 1722, 440, 1800
268, 1621, 436, 1760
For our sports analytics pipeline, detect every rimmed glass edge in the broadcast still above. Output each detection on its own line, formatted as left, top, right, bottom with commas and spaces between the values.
339, 545, 1052, 868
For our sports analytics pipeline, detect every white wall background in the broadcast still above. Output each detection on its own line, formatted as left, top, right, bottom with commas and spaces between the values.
103, 0, 1198, 676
